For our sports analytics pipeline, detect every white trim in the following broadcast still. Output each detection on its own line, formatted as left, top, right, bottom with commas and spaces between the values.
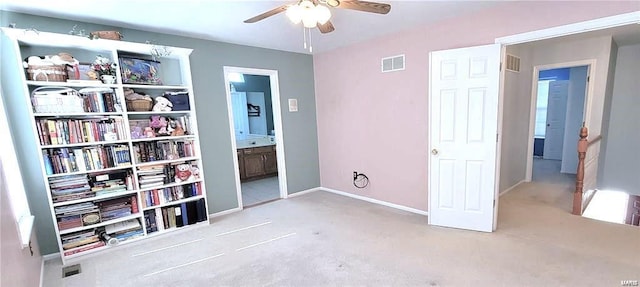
499, 180, 526, 196
493, 45, 507, 231
42, 252, 60, 261
321, 187, 429, 216
17, 215, 34, 248
525, 60, 596, 181
39, 258, 44, 287
495, 11, 640, 45
287, 187, 321, 198
223, 66, 288, 208
208, 207, 242, 218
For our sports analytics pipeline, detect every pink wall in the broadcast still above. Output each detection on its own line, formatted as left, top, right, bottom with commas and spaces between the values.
1, 168, 42, 287
313, 1, 639, 211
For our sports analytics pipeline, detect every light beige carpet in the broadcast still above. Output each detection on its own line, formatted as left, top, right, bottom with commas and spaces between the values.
43, 183, 639, 287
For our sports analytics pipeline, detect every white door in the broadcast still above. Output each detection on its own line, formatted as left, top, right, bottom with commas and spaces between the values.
231, 92, 249, 140
543, 80, 569, 160
429, 44, 501, 232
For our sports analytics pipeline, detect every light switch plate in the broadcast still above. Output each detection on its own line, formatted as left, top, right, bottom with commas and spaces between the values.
288, 99, 298, 112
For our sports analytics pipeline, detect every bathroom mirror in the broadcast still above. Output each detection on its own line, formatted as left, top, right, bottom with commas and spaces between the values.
230, 74, 274, 140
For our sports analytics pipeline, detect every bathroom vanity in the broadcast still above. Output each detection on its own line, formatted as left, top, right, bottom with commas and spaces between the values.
236, 136, 277, 182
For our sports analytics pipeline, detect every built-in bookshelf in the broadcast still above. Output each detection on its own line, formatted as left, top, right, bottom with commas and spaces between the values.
1, 28, 209, 264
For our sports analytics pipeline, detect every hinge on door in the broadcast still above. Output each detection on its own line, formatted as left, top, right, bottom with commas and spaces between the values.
587, 76, 590, 82
496, 133, 499, 142
493, 199, 496, 207
499, 62, 502, 71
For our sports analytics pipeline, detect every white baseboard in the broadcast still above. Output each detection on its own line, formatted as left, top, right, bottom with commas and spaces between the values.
499, 180, 526, 196
208, 207, 242, 219
287, 187, 321, 198
321, 187, 429, 216
42, 252, 60, 261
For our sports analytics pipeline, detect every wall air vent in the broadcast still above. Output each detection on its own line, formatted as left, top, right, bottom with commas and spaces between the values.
505, 54, 521, 72
381, 54, 405, 72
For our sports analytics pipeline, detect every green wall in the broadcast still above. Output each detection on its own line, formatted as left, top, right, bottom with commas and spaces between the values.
0, 11, 321, 255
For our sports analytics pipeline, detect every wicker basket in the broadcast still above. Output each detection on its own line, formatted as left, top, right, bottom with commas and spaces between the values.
126, 99, 153, 111
31, 86, 84, 113
90, 31, 122, 40
26, 64, 68, 82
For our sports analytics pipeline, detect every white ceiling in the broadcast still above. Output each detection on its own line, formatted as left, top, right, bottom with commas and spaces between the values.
0, 0, 505, 54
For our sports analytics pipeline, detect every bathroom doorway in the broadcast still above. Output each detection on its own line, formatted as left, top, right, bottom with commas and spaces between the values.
223, 67, 287, 208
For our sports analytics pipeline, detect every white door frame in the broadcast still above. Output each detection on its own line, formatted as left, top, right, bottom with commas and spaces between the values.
223, 66, 288, 209
495, 11, 639, 183
481, 11, 638, 224
525, 60, 596, 181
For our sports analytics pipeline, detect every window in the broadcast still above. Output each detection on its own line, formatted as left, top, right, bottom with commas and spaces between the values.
534, 80, 551, 138
0, 91, 34, 248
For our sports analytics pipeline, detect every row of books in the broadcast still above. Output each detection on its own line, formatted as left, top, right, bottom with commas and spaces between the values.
50, 170, 135, 203
35, 117, 126, 146
141, 182, 203, 208
96, 196, 138, 221
80, 88, 119, 113
60, 219, 143, 256
143, 198, 207, 233
55, 194, 138, 231
43, 145, 131, 175
61, 229, 105, 256
104, 219, 143, 242
55, 202, 100, 230
49, 174, 92, 203
132, 140, 195, 163
136, 161, 199, 190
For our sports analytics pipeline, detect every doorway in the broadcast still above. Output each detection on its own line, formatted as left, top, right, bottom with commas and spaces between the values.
530, 65, 589, 186
223, 67, 288, 209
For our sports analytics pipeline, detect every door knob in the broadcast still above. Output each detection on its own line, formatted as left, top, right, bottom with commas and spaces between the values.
431, 149, 439, 155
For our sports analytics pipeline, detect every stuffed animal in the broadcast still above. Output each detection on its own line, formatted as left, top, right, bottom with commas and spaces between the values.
174, 163, 194, 182
131, 126, 143, 139
169, 119, 185, 136
152, 96, 173, 112
143, 127, 155, 138
156, 117, 169, 136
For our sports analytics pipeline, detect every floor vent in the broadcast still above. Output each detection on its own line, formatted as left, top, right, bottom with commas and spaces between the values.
381, 54, 405, 72
62, 264, 81, 278
505, 54, 521, 72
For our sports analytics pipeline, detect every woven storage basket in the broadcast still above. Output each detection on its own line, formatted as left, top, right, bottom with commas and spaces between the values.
126, 99, 153, 111
31, 86, 84, 113
26, 64, 68, 82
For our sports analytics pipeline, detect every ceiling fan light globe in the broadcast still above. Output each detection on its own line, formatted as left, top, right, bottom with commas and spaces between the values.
299, 0, 314, 9
302, 15, 317, 28
315, 5, 331, 24
286, 5, 302, 24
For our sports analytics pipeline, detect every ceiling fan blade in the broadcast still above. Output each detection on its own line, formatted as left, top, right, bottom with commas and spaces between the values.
244, 5, 289, 23
336, 0, 391, 14
317, 21, 335, 34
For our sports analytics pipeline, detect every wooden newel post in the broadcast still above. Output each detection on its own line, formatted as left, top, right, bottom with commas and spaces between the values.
573, 126, 588, 215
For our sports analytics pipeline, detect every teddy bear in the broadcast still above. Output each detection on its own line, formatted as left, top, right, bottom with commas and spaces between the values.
174, 163, 194, 182
152, 96, 173, 112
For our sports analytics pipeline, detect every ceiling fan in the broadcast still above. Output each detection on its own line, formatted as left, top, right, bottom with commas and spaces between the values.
244, 0, 391, 34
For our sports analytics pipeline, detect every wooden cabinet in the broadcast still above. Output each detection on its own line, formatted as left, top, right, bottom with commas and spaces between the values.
238, 145, 277, 181
237, 150, 246, 180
